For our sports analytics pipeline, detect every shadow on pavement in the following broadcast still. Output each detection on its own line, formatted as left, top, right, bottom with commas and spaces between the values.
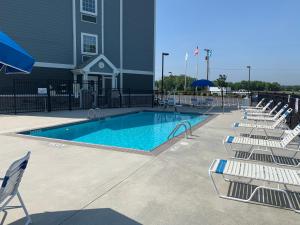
8, 208, 142, 225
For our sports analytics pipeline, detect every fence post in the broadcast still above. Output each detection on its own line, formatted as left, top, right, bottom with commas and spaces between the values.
13, 79, 17, 114
68, 80, 72, 111
47, 81, 51, 112
119, 89, 122, 108
152, 91, 154, 108
129, 89, 131, 107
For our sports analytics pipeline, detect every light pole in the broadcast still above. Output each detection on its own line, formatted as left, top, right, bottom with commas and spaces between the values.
161, 52, 169, 94
204, 49, 212, 80
247, 65, 251, 103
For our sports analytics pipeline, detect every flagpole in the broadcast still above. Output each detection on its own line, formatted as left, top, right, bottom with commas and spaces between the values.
184, 53, 188, 91
194, 46, 200, 92
184, 61, 187, 91
197, 53, 199, 79
195, 47, 199, 80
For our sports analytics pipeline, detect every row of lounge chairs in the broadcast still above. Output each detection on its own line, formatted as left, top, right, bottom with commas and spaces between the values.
156, 96, 240, 108
209, 98, 300, 213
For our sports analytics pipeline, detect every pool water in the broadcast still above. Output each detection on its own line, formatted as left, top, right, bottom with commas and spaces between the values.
24, 111, 209, 152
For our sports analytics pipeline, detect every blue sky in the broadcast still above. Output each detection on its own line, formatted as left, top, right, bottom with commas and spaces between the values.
155, 0, 300, 85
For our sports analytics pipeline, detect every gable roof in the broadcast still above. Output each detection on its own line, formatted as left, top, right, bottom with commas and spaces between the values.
76, 54, 118, 74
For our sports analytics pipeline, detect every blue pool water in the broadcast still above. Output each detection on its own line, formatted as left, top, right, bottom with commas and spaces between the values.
24, 111, 209, 152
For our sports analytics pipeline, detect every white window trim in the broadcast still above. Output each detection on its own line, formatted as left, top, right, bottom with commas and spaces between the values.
80, 0, 98, 16
81, 33, 98, 55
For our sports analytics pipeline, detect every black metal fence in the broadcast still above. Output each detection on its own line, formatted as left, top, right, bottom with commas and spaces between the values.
0, 79, 154, 114
256, 92, 300, 129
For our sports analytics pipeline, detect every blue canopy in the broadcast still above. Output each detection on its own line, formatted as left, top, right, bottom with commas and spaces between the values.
0, 31, 35, 74
192, 79, 214, 87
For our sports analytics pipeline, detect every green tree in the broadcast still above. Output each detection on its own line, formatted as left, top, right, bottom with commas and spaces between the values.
155, 75, 196, 92
216, 74, 227, 108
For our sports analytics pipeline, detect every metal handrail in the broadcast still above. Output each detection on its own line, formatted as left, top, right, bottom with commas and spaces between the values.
181, 120, 193, 136
168, 123, 188, 139
168, 121, 192, 139
87, 108, 101, 119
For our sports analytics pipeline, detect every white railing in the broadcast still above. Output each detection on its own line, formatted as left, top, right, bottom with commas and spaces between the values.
168, 121, 193, 139
87, 108, 101, 119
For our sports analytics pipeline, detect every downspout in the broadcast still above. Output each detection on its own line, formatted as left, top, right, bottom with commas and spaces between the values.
72, 0, 77, 68
120, 0, 123, 91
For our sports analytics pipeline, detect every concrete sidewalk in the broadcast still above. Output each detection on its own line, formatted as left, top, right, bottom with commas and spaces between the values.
0, 108, 298, 225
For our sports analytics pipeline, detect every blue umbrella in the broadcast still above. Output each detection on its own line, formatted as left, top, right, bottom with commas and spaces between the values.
0, 31, 35, 74
192, 79, 214, 87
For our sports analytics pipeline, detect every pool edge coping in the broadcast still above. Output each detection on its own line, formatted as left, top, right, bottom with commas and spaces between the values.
5, 110, 218, 156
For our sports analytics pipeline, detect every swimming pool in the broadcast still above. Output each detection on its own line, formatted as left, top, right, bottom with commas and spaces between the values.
22, 111, 209, 152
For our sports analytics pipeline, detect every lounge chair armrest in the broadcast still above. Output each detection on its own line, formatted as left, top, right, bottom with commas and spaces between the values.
285, 146, 300, 152
209, 159, 219, 173
287, 142, 299, 146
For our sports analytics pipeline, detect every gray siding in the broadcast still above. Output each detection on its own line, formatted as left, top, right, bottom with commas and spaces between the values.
104, 0, 120, 68
0, 0, 73, 65
123, 0, 155, 72
123, 74, 153, 90
0, 68, 73, 82
0, 0, 155, 90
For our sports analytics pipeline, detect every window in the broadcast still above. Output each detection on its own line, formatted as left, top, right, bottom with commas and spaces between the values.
81, 33, 98, 55
82, 55, 93, 63
81, 14, 97, 24
80, 0, 97, 16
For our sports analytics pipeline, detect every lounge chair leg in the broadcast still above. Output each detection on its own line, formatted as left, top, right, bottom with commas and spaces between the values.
223, 143, 229, 154
209, 173, 220, 195
268, 147, 299, 167
0, 210, 8, 225
291, 150, 299, 159
17, 192, 32, 225
281, 189, 300, 213
249, 128, 255, 137
263, 129, 269, 140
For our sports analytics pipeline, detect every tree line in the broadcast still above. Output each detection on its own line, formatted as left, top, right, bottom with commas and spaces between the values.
155, 74, 299, 92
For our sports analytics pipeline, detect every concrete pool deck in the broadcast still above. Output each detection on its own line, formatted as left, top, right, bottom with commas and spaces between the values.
0, 108, 299, 225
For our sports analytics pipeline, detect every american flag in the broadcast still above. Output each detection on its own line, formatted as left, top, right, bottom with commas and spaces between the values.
194, 46, 199, 56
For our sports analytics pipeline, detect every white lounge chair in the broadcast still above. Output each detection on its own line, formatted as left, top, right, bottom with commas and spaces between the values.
243, 104, 288, 122
158, 98, 167, 107
0, 152, 31, 225
233, 108, 293, 138
166, 97, 175, 106
191, 97, 198, 106
245, 102, 283, 117
241, 98, 265, 110
243, 100, 273, 113
191, 97, 214, 107
166, 98, 182, 110
224, 124, 300, 167
209, 159, 300, 213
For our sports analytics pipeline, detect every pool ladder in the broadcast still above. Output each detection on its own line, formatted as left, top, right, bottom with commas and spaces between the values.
168, 120, 192, 139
